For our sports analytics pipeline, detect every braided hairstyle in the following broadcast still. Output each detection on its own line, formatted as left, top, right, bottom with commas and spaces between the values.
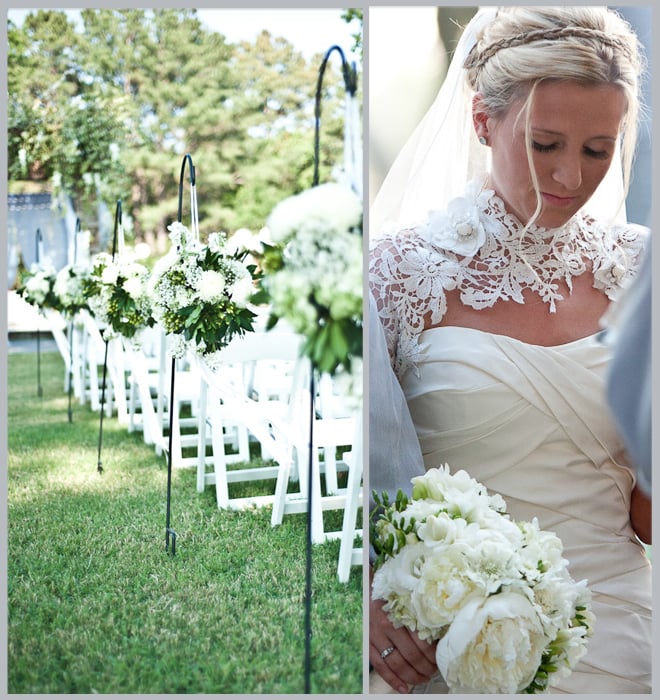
463, 6, 645, 201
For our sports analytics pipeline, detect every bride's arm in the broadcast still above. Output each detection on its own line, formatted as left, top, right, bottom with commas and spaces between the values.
630, 483, 651, 544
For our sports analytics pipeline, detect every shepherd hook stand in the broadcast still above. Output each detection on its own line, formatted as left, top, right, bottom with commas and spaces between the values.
303, 43, 358, 694
35, 228, 43, 397
67, 218, 81, 422
96, 201, 122, 474
165, 153, 197, 556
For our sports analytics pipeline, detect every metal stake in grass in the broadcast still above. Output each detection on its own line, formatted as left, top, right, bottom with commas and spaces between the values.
96, 201, 122, 474
35, 228, 43, 398
67, 218, 81, 423
303, 43, 359, 694
165, 153, 197, 556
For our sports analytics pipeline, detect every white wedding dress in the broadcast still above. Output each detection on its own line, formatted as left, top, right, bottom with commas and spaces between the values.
369, 184, 651, 694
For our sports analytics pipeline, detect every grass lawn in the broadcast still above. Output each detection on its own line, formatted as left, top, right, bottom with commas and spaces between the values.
7, 350, 363, 694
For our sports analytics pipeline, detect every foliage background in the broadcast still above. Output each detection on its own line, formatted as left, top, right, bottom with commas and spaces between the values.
8, 8, 363, 251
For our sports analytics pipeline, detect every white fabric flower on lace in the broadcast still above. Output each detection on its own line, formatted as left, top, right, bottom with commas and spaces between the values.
422, 185, 489, 257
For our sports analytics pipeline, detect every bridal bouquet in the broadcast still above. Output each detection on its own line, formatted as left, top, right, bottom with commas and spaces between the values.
16, 263, 60, 310
149, 222, 257, 365
371, 466, 594, 694
83, 251, 154, 342
255, 182, 363, 375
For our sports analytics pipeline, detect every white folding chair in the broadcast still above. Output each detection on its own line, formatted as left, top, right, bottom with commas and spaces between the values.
271, 369, 361, 545
195, 329, 307, 510
123, 326, 211, 467
123, 333, 168, 453
337, 407, 363, 582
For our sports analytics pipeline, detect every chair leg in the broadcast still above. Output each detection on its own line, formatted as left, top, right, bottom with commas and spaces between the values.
337, 409, 363, 582
196, 381, 208, 493
337, 455, 363, 583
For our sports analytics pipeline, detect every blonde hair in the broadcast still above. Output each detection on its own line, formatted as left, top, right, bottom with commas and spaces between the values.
464, 6, 645, 223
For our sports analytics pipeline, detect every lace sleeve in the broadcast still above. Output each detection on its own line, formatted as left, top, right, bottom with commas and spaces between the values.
369, 230, 458, 377
593, 221, 649, 299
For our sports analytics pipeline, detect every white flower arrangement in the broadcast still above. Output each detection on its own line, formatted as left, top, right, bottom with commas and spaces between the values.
148, 222, 257, 365
256, 182, 363, 375
53, 263, 92, 316
83, 251, 154, 342
371, 465, 595, 694
16, 263, 59, 309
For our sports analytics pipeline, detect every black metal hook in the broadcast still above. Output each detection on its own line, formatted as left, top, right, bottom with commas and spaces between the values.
35, 228, 43, 397
35, 227, 43, 265
177, 153, 196, 223
67, 218, 82, 422
313, 45, 358, 188
96, 200, 122, 473
164, 155, 196, 556
111, 200, 122, 260
72, 217, 81, 265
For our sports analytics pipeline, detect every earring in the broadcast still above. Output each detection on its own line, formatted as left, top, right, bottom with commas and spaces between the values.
478, 136, 488, 145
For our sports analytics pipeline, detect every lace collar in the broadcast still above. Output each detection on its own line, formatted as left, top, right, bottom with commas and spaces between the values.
370, 180, 647, 377
418, 180, 641, 312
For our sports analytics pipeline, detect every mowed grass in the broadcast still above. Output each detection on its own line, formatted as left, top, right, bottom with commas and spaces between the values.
7, 350, 362, 694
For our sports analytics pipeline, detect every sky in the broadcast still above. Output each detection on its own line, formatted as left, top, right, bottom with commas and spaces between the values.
6, 7, 359, 62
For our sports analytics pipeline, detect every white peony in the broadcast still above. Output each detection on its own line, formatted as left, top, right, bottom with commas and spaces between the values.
372, 542, 427, 633
25, 274, 49, 303
437, 591, 547, 693
410, 545, 485, 637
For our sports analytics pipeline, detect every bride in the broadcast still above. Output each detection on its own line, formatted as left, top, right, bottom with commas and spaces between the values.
368, 6, 651, 694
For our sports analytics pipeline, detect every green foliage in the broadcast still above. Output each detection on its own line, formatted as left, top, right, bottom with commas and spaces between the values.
7, 351, 362, 693
370, 489, 415, 570
8, 9, 358, 241
341, 8, 363, 56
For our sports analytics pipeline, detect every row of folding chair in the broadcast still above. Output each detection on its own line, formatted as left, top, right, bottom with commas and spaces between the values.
194, 330, 363, 582
43, 309, 362, 582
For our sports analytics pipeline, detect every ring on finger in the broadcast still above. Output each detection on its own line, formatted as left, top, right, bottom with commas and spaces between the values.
380, 646, 395, 659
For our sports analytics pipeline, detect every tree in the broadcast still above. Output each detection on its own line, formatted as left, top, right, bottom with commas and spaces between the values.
8, 10, 130, 217
8, 9, 359, 248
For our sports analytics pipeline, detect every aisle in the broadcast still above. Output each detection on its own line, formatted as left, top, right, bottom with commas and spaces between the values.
7, 351, 362, 694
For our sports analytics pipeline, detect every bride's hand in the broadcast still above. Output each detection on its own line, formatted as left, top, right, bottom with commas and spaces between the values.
370, 592, 438, 693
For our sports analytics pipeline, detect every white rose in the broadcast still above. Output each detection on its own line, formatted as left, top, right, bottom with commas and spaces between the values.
437, 591, 547, 693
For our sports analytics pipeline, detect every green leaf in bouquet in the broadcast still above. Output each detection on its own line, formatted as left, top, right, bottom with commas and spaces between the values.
329, 319, 349, 363
186, 305, 203, 326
